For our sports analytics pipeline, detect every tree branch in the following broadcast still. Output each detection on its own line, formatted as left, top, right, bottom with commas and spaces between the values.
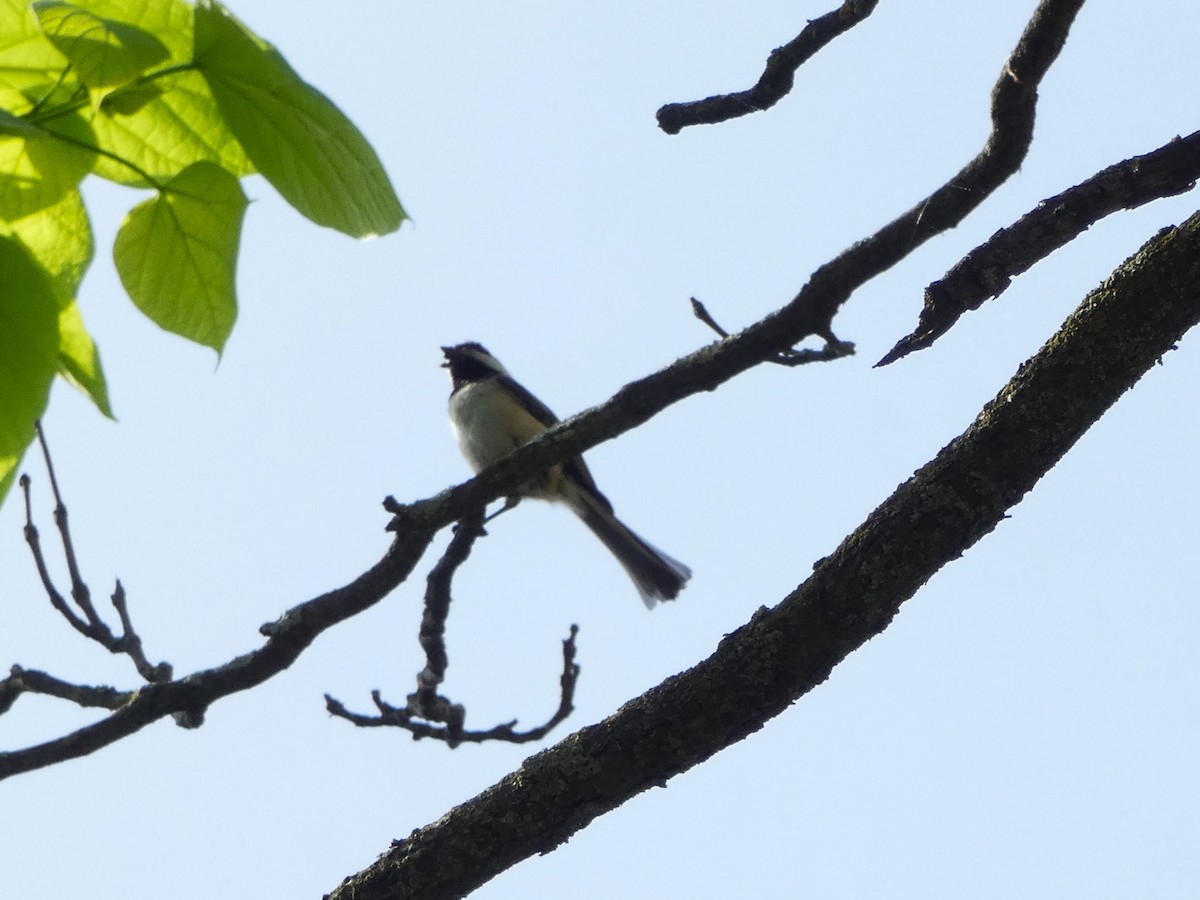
329, 505, 582, 745
656, 0, 881, 134
327, 211, 1200, 900
879, 129, 1200, 365
690, 296, 855, 365
1, 0, 1086, 781
324, 626, 581, 746
2, 666, 131, 711
0, 524, 435, 780
20, 428, 172, 683
433, 0, 1086, 512
414, 509, 487, 718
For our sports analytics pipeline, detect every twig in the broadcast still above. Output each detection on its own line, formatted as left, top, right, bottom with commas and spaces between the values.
412, 506, 486, 747
691, 297, 855, 365
482, 496, 520, 524
108, 581, 170, 682
0, 517, 436, 781
20, 474, 90, 637
35, 422, 104, 630
0, 666, 132, 712
657, 0, 881, 134
416, 508, 485, 687
878, 129, 1200, 365
324, 625, 581, 746
330, 505, 582, 747
19, 427, 172, 684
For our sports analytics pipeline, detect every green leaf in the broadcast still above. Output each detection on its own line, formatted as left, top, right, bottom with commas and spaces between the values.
78, 0, 194, 67
33, 1, 169, 89
97, 80, 163, 115
0, 112, 97, 219
194, 0, 404, 238
113, 160, 247, 352
90, 68, 252, 186
0, 107, 43, 137
57, 299, 112, 417
0, 186, 94, 305
0, 0, 70, 95
0, 234, 60, 506
0, 187, 106, 416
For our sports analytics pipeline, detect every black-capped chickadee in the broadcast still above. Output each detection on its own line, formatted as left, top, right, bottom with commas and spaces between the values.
441, 342, 691, 608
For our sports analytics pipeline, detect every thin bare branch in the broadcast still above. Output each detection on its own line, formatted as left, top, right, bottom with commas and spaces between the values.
657, 0, 881, 134
328, 211, 1200, 900
414, 507, 487, 713
20, 429, 172, 683
20, 473, 90, 637
691, 297, 855, 365
325, 625, 581, 746
879, 129, 1200, 365
1, 666, 132, 711
108, 581, 170, 682
329, 507, 581, 745
0, 523, 435, 781
35, 422, 104, 631
327, 506, 493, 748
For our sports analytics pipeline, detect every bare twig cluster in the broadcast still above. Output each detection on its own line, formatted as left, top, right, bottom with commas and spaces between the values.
324, 627, 580, 747
1, 426, 171, 726
326, 506, 582, 745
23, 425, 170, 681
1, 494, 435, 780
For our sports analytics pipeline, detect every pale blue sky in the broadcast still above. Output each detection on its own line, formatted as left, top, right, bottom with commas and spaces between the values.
3, 2, 1198, 897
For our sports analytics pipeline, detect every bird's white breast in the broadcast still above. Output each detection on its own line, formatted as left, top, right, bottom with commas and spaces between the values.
448, 379, 538, 473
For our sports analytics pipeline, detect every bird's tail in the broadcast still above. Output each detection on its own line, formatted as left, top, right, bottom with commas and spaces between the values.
570, 490, 691, 608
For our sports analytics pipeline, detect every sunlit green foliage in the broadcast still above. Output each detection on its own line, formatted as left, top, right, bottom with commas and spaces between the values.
0, 0, 405, 504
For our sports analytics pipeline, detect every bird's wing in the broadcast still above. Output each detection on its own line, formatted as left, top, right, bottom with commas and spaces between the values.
499, 374, 613, 512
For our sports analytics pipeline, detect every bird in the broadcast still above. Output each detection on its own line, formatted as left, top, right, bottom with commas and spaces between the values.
441, 342, 691, 608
